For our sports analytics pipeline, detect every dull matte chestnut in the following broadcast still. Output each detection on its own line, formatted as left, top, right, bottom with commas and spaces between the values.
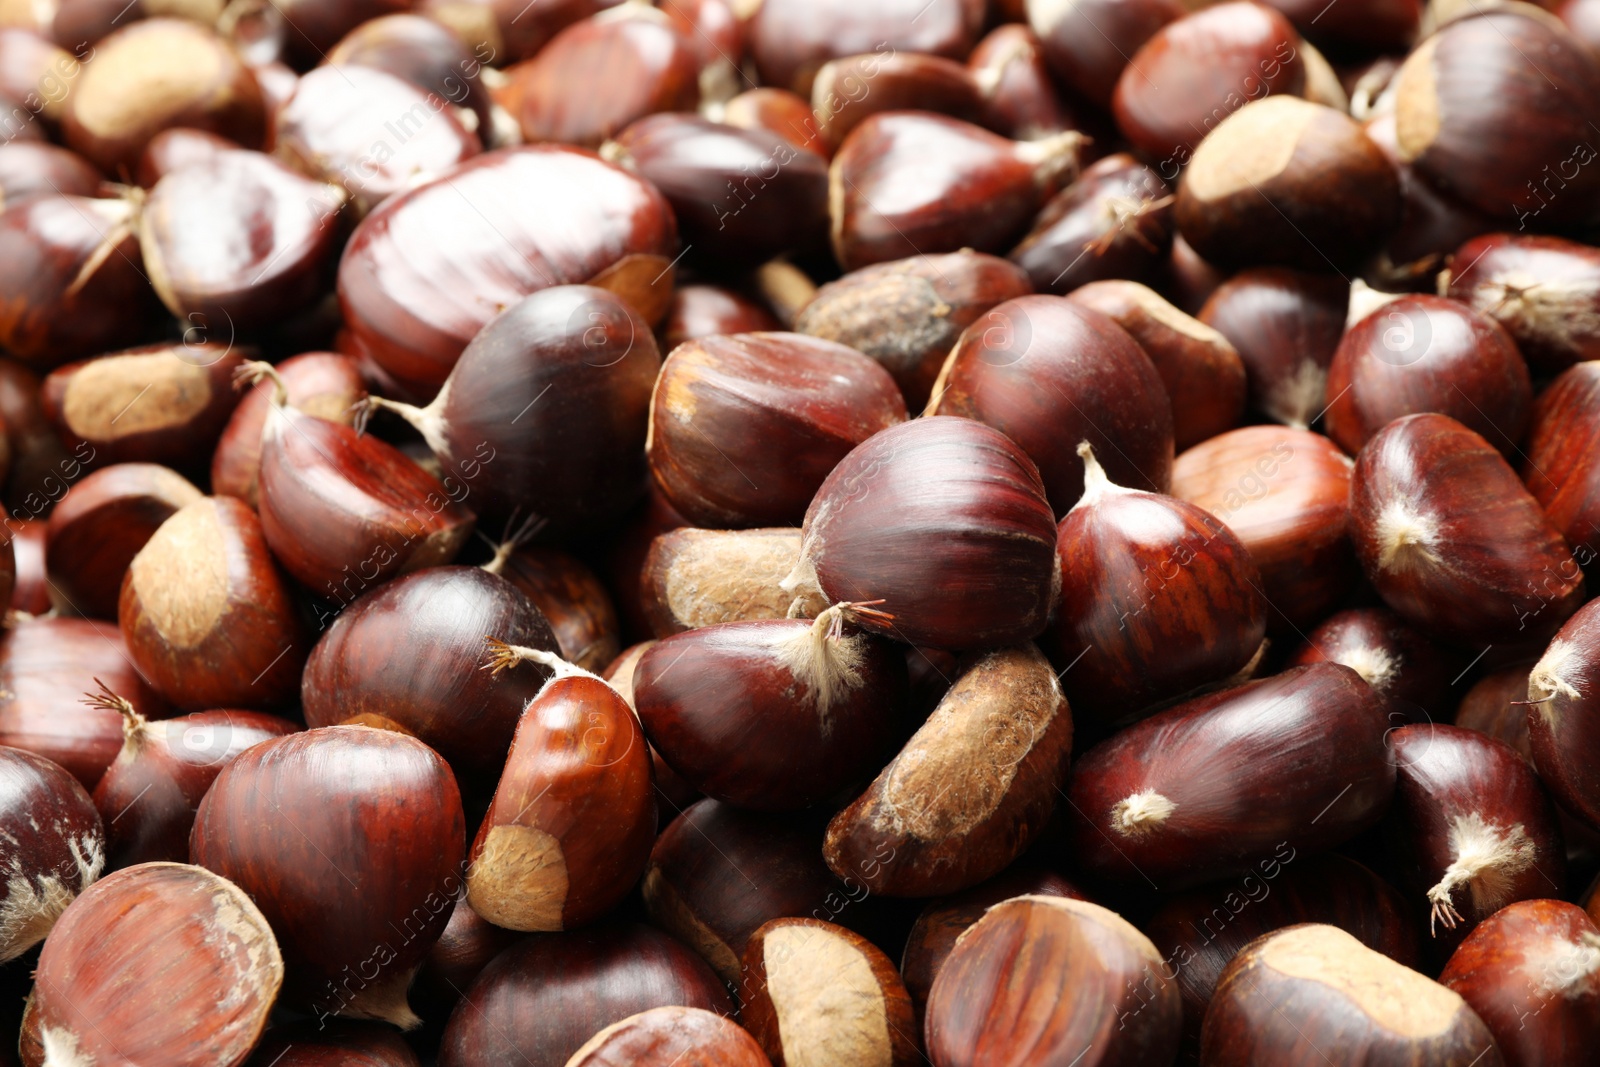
0, 615, 169, 788
44, 463, 202, 619
928, 896, 1181, 1067
338, 145, 678, 394
1325, 295, 1531, 458
719, 88, 828, 159
741, 918, 920, 1067
1288, 608, 1461, 724
968, 23, 1083, 142
496, 546, 622, 671
1445, 233, 1600, 375
245, 1022, 424, 1067
567, 1006, 771, 1067
793, 251, 1034, 410
1065, 664, 1393, 889
830, 112, 1081, 271
1170, 425, 1356, 632
31, 862, 282, 1067
0, 142, 100, 208
1349, 413, 1584, 647
1201, 924, 1502, 1066
1067, 280, 1245, 451
61, 19, 267, 175
1028, 0, 1183, 107
748, 0, 984, 96
813, 51, 986, 150
781, 417, 1060, 650
1010, 153, 1174, 296
437, 923, 732, 1067
120, 496, 307, 711
823, 644, 1072, 897
1526, 598, 1600, 830
928, 295, 1173, 514
0, 746, 104, 962
647, 332, 906, 528
640, 527, 812, 638
327, 13, 496, 135
660, 286, 781, 351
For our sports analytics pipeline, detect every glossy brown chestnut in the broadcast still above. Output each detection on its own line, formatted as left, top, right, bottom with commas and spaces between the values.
640, 526, 810, 638
927, 896, 1182, 1067
245, 1022, 424, 1067
813, 51, 986, 150
1325, 295, 1531, 457
0, 615, 169, 788
748, 0, 984, 96
258, 0, 412, 66
1265, 0, 1421, 52
633, 606, 907, 811
1176, 96, 1401, 272
412, 898, 522, 1016
1201, 924, 1502, 1067
1348, 413, 1584, 647
659, 0, 743, 103
824, 644, 1071, 896
830, 112, 1081, 271
437, 923, 732, 1067
660, 285, 780, 351
44, 462, 202, 619
647, 332, 906, 527
0, 746, 104, 962
968, 23, 1083, 142
0, 143, 100, 208
928, 295, 1173, 513
719, 88, 828, 159
496, 546, 621, 671
193, 726, 465, 1028
132, 127, 240, 187
741, 918, 920, 1067
338, 145, 678, 394
31, 862, 282, 1067
1454, 664, 1535, 760
61, 19, 267, 175
326, 13, 496, 139
566, 1006, 771, 1067
1288, 608, 1461, 724
1065, 664, 1393, 889
1521, 361, 1600, 567
1028, 0, 1183, 107
1526, 598, 1600, 829
1010, 153, 1174, 296
780, 416, 1059, 649
1067, 280, 1246, 451
120, 496, 307, 710
9, 518, 49, 615
1445, 233, 1600, 374
793, 250, 1034, 410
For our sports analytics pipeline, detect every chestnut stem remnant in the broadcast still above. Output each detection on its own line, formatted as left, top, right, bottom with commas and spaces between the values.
82, 680, 146, 747
1426, 813, 1537, 936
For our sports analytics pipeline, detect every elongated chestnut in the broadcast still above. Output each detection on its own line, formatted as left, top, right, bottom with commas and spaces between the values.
748, 0, 984, 96
1349, 414, 1584, 647
830, 112, 1081, 271
1445, 233, 1600, 374
968, 23, 1083, 142
338, 145, 678, 394
193, 726, 465, 1027
1028, 0, 1182, 107
793, 250, 1034, 410
720, 88, 828, 159
647, 332, 906, 527
640, 527, 810, 638
1288, 608, 1461, 724
824, 643, 1071, 896
567, 1006, 770, 1067
1010, 153, 1174, 296
742, 918, 920, 1067
438, 923, 732, 1067
120, 496, 307, 710
781, 416, 1059, 649
1326, 295, 1531, 458
0, 746, 104, 961
0, 143, 100, 208
1065, 664, 1393, 889
1201, 924, 1502, 1066
661, 286, 781, 352
813, 52, 985, 149
44, 462, 202, 619
928, 896, 1181, 1067
1526, 599, 1600, 829
633, 605, 907, 811
497, 547, 621, 671
32, 862, 282, 1067
0, 615, 169, 788
327, 13, 496, 136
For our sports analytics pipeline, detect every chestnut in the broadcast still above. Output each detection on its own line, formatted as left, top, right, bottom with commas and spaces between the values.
928, 295, 1174, 514
780, 417, 1059, 650
719, 88, 827, 159
1045, 441, 1265, 731
813, 52, 986, 150
412, 898, 522, 1017
793, 250, 1034, 410
1264, 0, 1421, 53
661, 285, 781, 351
1066, 280, 1246, 451
1027, 0, 1183, 107
134, 127, 240, 188
120, 496, 308, 711
633, 604, 907, 811
417, 0, 610, 63
1201, 924, 1501, 1066
192, 726, 466, 1028
495, 546, 622, 671
1170, 425, 1356, 632
0, 746, 104, 961
1325, 295, 1531, 458
823, 643, 1072, 896
438, 923, 732, 1067
968, 24, 1083, 142
566, 1006, 770, 1067
1199, 269, 1344, 430
640, 527, 811, 638
752, 259, 818, 328
0, 142, 101, 208
325, 13, 497, 139
1522, 361, 1600, 569
1287, 608, 1462, 724
0, 29, 76, 129
1348, 413, 1584, 647
1064, 663, 1393, 889
245, 1023, 424, 1067
31, 862, 282, 1067
647, 332, 906, 528
926, 896, 1182, 1067
1454, 664, 1535, 760
9, 518, 49, 615
44, 462, 202, 619
741, 918, 921, 1067
1526, 598, 1600, 830
1445, 233, 1600, 375
830, 112, 1081, 271
659, 0, 743, 105
1176, 96, 1401, 273
748, 0, 985, 96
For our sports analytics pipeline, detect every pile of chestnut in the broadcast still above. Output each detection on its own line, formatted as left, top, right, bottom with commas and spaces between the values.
4, 0, 1600, 1063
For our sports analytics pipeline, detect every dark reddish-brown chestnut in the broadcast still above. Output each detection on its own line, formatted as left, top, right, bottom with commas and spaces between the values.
1288, 608, 1461, 724
1028, 0, 1183, 107
660, 286, 781, 352
748, 0, 984, 96
495, 546, 621, 671
968, 23, 1083, 142
647, 332, 905, 528
9, 518, 48, 615
566, 1006, 770, 1067
412, 898, 522, 1017
812, 51, 985, 149
1264, 0, 1421, 53
719, 88, 828, 159
1065, 664, 1393, 889
0, 746, 104, 962
1526, 599, 1600, 830
1445, 233, 1600, 374
824, 644, 1071, 896
640, 527, 812, 638
1522, 361, 1600, 570
1010, 153, 1174, 296
244, 1022, 424, 1067
1455, 664, 1535, 760
326, 13, 496, 136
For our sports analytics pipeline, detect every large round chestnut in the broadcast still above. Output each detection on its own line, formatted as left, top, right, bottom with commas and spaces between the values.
780, 416, 1059, 650
0, 746, 104, 962
1287, 608, 1461, 724
1325, 295, 1531, 457
1028, 0, 1182, 107
1445, 233, 1600, 375
749, 0, 984, 96
646, 332, 906, 528
1010, 153, 1174, 296
1526, 598, 1600, 830
928, 295, 1173, 513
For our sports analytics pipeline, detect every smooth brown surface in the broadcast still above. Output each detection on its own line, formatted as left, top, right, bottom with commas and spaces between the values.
1029, 0, 1181, 106
1288, 608, 1461, 724
0, 746, 103, 962
1011, 153, 1174, 296
499, 547, 622, 671
1527, 598, 1600, 830
1522, 361, 1600, 568
749, 0, 983, 96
